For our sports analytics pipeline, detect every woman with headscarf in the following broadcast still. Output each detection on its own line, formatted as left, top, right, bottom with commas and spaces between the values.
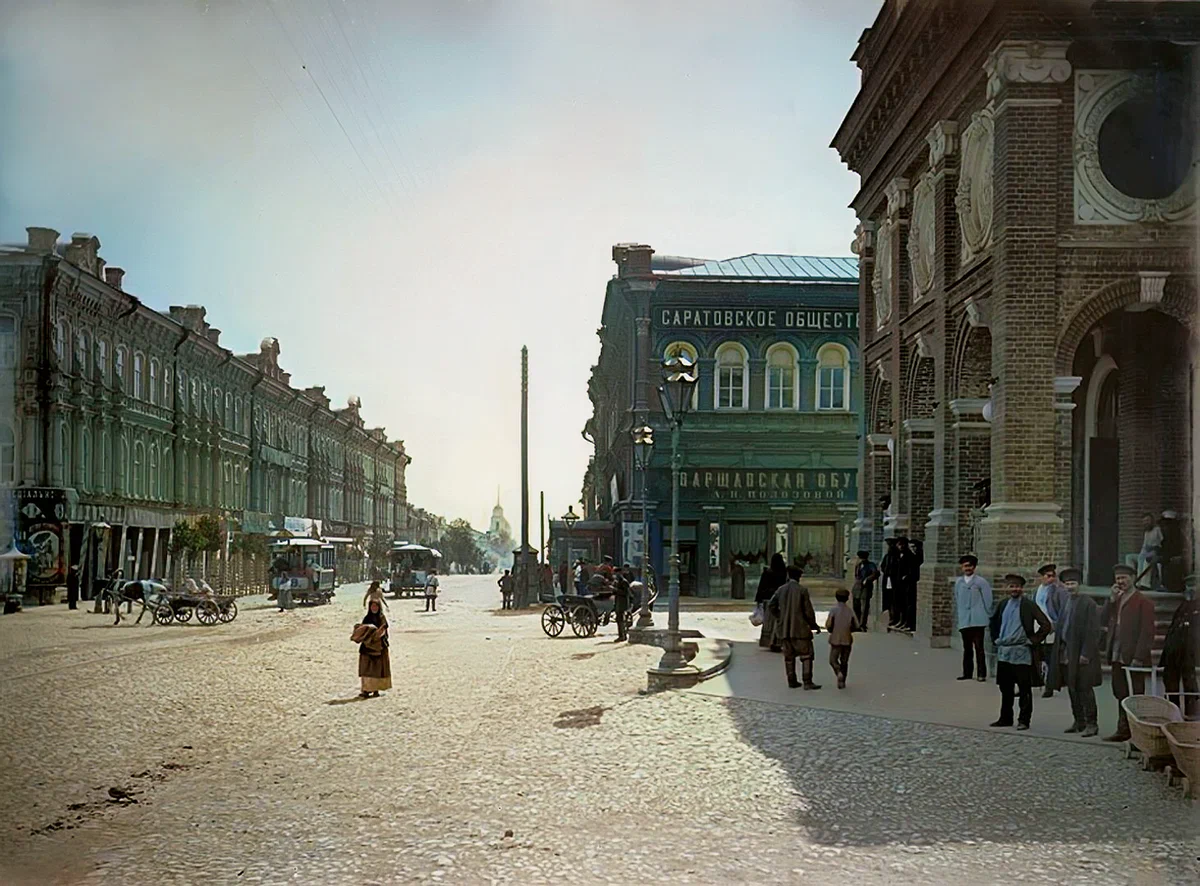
356, 600, 392, 698
756, 553, 788, 652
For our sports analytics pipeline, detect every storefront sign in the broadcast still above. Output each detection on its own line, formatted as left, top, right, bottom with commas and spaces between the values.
657, 307, 858, 331
15, 487, 69, 591
677, 469, 857, 502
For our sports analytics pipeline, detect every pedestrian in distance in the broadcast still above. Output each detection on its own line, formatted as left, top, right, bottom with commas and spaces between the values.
362, 580, 389, 611
756, 553, 788, 652
1033, 564, 1070, 698
613, 563, 633, 642
66, 564, 80, 611
954, 554, 992, 682
852, 550, 879, 631
423, 568, 440, 612
1101, 563, 1156, 741
825, 587, 859, 689
879, 537, 899, 628
1056, 568, 1101, 737
988, 574, 1052, 731
768, 565, 822, 690
354, 599, 391, 698
498, 569, 514, 610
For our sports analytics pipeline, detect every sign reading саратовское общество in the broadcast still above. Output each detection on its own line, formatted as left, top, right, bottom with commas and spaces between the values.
657, 307, 858, 331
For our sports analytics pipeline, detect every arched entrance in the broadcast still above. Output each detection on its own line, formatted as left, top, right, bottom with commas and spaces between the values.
1074, 309, 1194, 586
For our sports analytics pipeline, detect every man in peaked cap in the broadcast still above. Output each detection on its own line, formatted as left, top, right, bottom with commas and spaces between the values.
1033, 564, 1070, 699
1100, 563, 1156, 741
1057, 567, 1102, 736
988, 573, 1052, 730
954, 554, 992, 682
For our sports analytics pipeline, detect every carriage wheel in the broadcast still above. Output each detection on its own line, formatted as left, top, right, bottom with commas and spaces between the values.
196, 601, 220, 626
571, 605, 597, 638
219, 600, 238, 623
154, 603, 175, 626
175, 607, 193, 624
541, 605, 565, 637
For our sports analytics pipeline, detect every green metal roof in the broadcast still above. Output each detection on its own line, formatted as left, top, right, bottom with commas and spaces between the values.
661, 254, 859, 281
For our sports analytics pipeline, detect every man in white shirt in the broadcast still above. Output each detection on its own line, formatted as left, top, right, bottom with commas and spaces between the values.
954, 554, 993, 681
424, 569, 440, 612
1033, 564, 1069, 698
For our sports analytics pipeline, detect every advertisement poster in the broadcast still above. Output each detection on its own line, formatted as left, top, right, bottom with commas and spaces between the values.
16, 488, 68, 597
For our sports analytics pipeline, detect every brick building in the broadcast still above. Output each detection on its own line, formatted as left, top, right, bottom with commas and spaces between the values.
832, 0, 1196, 645
0, 227, 425, 598
584, 245, 860, 596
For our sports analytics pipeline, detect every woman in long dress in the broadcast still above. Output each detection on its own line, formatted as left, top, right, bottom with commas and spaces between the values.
756, 553, 788, 651
358, 600, 392, 698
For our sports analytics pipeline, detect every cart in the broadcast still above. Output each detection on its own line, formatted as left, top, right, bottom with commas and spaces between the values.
541, 592, 632, 638
148, 583, 239, 626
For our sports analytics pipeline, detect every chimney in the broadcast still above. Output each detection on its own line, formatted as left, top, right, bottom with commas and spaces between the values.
205, 327, 222, 345
104, 267, 125, 290
65, 233, 102, 276
612, 243, 654, 278
26, 226, 60, 254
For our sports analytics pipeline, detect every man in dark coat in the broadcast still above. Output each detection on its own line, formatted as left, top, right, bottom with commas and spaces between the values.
66, 564, 80, 610
756, 553, 788, 652
1056, 568, 1102, 736
1160, 592, 1200, 719
852, 550, 879, 631
879, 538, 899, 628
893, 537, 920, 632
768, 565, 821, 689
613, 564, 633, 642
1100, 563, 1156, 742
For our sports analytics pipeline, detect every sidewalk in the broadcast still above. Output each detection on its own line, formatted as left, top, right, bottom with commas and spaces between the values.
683, 611, 1126, 744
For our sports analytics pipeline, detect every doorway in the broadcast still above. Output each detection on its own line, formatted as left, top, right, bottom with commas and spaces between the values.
678, 544, 697, 596
1086, 366, 1120, 585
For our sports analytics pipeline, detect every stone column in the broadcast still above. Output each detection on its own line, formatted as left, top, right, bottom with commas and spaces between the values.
882, 177, 911, 534
976, 40, 1073, 573
1054, 375, 1081, 563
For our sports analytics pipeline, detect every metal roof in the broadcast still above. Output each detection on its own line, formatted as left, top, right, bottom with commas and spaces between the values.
661, 254, 859, 281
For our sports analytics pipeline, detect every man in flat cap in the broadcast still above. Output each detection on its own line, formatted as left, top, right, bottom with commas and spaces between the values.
1100, 563, 1156, 742
1033, 564, 1070, 699
988, 573, 1052, 730
953, 554, 992, 682
1056, 568, 1101, 736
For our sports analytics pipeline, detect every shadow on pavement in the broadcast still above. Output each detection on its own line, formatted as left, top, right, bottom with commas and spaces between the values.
325, 695, 374, 706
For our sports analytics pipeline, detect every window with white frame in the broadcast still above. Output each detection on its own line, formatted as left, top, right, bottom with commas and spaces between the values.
163, 366, 172, 407
133, 441, 145, 498
0, 316, 15, 369
133, 354, 144, 399
96, 339, 109, 383
0, 423, 15, 484
115, 346, 127, 390
816, 343, 850, 411
74, 331, 89, 376
148, 360, 158, 405
225, 392, 233, 428
715, 342, 748, 410
766, 343, 798, 410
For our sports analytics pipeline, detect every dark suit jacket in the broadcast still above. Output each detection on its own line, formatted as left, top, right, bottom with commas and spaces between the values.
1100, 590, 1156, 665
1061, 594, 1102, 688
989, 595, 1053, 648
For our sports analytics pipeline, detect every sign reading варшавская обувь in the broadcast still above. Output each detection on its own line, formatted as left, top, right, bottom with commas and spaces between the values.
658, 306, 858, 331
678, 468, 858, 502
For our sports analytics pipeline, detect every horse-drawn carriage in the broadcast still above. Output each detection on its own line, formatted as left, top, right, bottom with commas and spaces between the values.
101, 578, 239, 626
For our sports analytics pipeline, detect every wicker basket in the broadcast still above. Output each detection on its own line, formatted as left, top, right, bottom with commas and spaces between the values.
1123, 696, 1183, 761
1163, 721, 1200, 791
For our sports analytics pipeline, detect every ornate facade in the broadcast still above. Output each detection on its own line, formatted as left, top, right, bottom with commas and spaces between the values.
832, 0, 1196, 645
0, 227, 416, 597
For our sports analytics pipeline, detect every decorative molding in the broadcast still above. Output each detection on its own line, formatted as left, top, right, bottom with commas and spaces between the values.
984, 40, 1072, 100
866, 433, 892, 449
903, 417, 935, 434
913, 329, 936, 360
949, 398, 988, 418
925, 508, 956, 528
1138, 271, 1170, 305
851, 220, 876, 256
872, 219, 894, 329
1090, 327, 1107, 359
885, 177, 911, 219
1075, 71, 1197, 225
980, 501, 1064, 526
927, 120, 959, 168
1053, 376, 1083, 397
908, 172, 936, 299
873, 358, 893, 386
964, 295, 991, 329
956, 107, 995, 265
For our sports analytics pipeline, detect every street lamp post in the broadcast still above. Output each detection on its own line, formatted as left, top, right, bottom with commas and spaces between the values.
632, 424, 655, 628
656, 353, 698, 671
562, 506, 579, 594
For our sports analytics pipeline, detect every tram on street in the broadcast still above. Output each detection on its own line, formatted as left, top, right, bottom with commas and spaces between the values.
388, 542, 442, 598
269, 537, 337, 605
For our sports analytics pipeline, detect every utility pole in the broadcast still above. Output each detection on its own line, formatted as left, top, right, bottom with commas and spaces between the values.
519, 346, 530, 608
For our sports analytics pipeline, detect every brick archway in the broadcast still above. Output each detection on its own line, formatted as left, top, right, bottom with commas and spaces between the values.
1055, 277, 1196, 375
903, 355, 936, 420
868, 372, 892, 435
951, 316, 992, 400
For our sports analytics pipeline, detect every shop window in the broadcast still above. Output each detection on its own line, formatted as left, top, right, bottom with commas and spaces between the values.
793, 523, 836, 575
816, 343, 850, 411
766, 343, 798, 410
715, 342, 748, 410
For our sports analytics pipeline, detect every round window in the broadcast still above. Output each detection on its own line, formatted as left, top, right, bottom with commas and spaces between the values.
1097, 84, 1194, 201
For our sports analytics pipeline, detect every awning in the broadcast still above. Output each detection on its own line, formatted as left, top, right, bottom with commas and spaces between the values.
324, 537, 354, 544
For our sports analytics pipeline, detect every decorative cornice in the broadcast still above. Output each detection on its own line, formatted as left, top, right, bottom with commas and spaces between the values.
1138, 271, 1170, 305
1053, 376, 1083, 397
866, 433, 892, 449
885, 177, 911, 219
903, 417, 935, 435
927, 120, 959, 169
964, 295, 991, 329
984, 40, 1072, 101
949, 398, 988, 418
851, 220, 876, 257
913, 329, 936, 360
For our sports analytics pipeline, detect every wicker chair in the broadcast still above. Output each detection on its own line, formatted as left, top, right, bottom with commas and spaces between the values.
1122, 696, 1183, 766
1162, 721, 1200, 799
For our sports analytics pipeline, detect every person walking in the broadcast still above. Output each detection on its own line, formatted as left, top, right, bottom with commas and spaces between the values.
954, 554, 992, 682
498, 569, 514, 609
768, 565, 822, 690
613, 564, 633, 642
423, 569, 440, 612
1033, 564, 1070, 698
66, 564, 80, 611
1101, 564, 1156, 741
756, 553, 788, 652
988, 574, 1052, 731
1056, 568, 1101, 736
879, 538, 899, 628
362, 580, 389, 610
1160, 590, 1200, 719
852, 550, 879, 631
355, 599, 391, 698
825, 588, 860, 689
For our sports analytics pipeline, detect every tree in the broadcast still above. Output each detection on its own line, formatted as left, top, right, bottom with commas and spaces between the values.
440, 519, 482, 574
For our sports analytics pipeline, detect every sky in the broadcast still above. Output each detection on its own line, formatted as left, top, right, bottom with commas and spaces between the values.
0, 0, 879, 532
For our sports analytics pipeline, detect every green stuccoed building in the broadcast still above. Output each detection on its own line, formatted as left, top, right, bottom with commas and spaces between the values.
583, 244, 861, 597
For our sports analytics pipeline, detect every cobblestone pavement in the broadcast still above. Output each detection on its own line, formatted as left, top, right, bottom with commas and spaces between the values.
2, 576, 1198, 885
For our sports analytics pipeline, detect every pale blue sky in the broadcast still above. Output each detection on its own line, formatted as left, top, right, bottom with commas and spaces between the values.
0, 0, 879, 531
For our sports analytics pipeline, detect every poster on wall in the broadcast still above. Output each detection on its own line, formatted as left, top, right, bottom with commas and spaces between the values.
622, 522, 644, 567
16, 487, 68, 597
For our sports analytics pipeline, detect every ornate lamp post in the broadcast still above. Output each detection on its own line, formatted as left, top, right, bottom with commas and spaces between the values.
632, 424, 655, 628
562, 506, 579, 593
656, 352, 698, 670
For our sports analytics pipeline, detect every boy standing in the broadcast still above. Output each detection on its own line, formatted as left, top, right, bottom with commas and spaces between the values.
825, 588, 860, 689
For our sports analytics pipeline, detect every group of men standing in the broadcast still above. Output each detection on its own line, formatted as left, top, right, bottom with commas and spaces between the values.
953, 557, 1198, 738
878, 536, 922, 633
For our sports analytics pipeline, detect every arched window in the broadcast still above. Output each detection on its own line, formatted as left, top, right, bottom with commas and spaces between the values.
133, 353, 144, 399
225, 392, 233, 429
163, 366, 172, 407
115, 346, 127, 391
133, 441, 145, 498
162, 446, 172, 500
0, 424, 15, 484
714, 342, 748, 410
816, 343, 850, 411
0, 315, 16, 369
149, 360, 159, 405
190, 379, 199, 415
96, 339, 109, 384
213, 388, 221, 422
149, 444, 160, 501
765, 343, 798, 410
61, 424, 72, 488
74, 330, 89, 376
54, 320, 67, 366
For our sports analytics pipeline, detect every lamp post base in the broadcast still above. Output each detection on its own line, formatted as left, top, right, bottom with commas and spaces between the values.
646, 661, 702, 691
635, 611, 654, 629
